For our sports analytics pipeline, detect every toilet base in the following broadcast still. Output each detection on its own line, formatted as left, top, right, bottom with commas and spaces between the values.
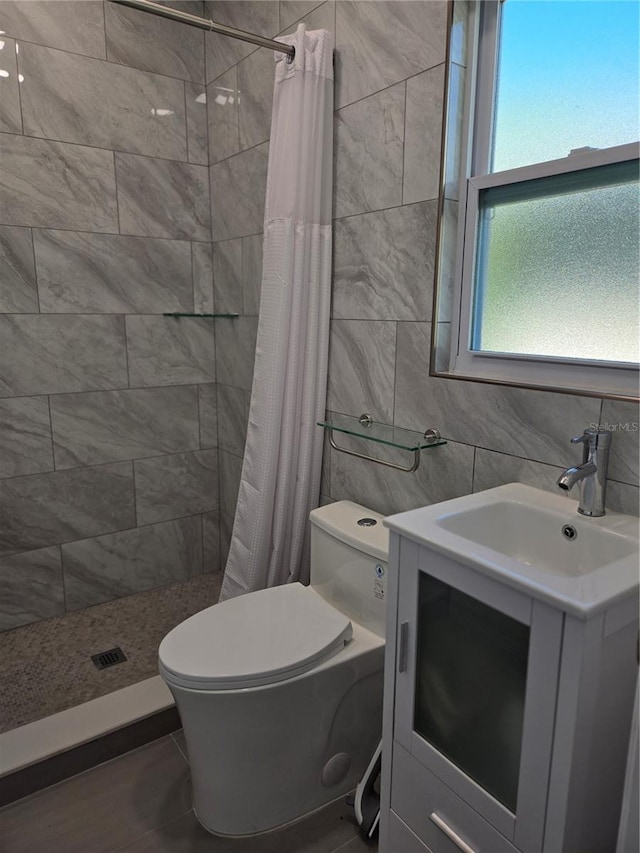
167, 623, 384, 836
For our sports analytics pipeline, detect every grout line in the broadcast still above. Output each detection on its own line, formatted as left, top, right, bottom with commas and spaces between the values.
335, 59, 448, 116
182, 80, 191, 164
29, 228, 41, 313
470, 444, 477, 492
122, 315, 132, 389
170, 731, 189, 764
401, 78, 408, 205
7, 29, 205, 88
0, 125, 196, 169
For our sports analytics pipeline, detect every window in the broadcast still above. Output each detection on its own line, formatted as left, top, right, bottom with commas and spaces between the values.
443, 0, 639, 398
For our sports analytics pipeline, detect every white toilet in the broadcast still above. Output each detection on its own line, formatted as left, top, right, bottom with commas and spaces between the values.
158, 500, 389, 836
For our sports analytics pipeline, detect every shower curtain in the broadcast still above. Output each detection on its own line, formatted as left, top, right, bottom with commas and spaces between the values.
220, 24, 334, 600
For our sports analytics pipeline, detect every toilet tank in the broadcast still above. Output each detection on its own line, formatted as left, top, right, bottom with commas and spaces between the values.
310, 501, 389, 637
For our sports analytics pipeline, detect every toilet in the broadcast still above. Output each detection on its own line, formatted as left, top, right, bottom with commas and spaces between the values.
158, 500, 389, 837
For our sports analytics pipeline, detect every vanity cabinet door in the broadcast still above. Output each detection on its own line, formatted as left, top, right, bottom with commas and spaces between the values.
393, 540, 563, 853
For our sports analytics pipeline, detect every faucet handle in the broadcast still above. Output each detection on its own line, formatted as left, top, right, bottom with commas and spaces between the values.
571, 431, 590, 445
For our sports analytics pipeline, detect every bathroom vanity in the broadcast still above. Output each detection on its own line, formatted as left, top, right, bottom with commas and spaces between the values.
379, 484, 639, 853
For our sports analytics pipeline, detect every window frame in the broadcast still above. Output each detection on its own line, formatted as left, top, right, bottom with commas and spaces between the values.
445, 0, 640, 400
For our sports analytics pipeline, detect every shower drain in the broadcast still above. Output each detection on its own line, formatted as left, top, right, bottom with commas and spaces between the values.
91, 647, 127, 670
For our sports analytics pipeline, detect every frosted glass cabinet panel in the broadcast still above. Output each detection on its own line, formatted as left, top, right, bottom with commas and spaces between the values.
414, 574, 530, 812
393, 543, 563, 853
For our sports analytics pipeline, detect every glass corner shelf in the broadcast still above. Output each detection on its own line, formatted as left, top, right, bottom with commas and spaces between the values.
318, 413, 446, 473
162, 312, 239, 318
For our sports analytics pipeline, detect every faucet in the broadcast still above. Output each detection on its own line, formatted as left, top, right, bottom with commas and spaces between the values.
557, 427, 611, 517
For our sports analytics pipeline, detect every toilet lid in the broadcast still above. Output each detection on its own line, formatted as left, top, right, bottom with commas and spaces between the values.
158, 583, 353, 691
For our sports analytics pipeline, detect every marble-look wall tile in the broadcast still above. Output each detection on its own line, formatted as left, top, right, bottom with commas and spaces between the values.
601, 399, 639, 486
217, 384, 251, 456
238, 48, 274, 151
0, 547, 64, 631
186, 83, 209, 165
156, 1, 205, 15
204, 1, 280, 83
0, 38, 21, 134
19, 43, 188, 161
330, 438, 474, 517
403, 64, 446, 205
198, 384, 218, 448
473, 448, 565, 497
242, 234, 263, 315
394, 323, 602, 467
34, 230, 193, 314
333, 202, 436, 321
219, 448, 243, 517
62, 516, 203, 610
327, 320, 396, 422
0, 462, 135, 556
0, 226, 38, 313
126, 316, 215, 387
279, 0, 325, 30
50, 386, 200, 469
116, 153, 210, 241
215, 316, 258, 390
207, 67, 240, 164
606, 480, 640, 517
134, 449, 218, 526
334, 84, 405, 218
0, 134, 118, 232
192, 242, 214, 314
203, 511, 221, 572
0, 397, 53, 480
213, 239, 243, 314
279, 0, 335, 35
210, 142, 269, 240
335, 0, 447, 108
105, 2, 205, 83
0, 315, 127, 397
0, 1, 106, 59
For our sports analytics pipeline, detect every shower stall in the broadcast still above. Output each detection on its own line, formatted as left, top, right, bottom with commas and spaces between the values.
0, 0, 314, 802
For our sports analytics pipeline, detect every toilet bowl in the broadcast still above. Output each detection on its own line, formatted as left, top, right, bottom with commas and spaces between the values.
158, 500, 389, 836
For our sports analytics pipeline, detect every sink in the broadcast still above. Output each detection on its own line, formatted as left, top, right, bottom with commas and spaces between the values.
385, 483, 639, 617
437, 499, 636, 577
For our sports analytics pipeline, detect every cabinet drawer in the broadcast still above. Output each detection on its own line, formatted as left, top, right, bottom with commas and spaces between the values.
388, 810, 433, 852
391, 742, 518, 853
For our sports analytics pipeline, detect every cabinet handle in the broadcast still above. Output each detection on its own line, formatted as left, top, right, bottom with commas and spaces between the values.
430, 812, 477, 853
398, 621, 409, 672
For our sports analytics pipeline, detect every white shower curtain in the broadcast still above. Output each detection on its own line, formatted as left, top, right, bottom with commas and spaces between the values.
220, 25, 334, 600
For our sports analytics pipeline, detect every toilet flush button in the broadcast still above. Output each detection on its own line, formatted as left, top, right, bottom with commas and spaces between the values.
357, 518, 377, 527
322, 753, 351, 787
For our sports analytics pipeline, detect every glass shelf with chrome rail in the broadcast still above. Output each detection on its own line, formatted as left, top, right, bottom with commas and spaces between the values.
318, 413, 446, 473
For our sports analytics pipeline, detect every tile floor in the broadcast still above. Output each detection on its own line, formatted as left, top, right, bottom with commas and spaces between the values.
0, 573, 223, 732
0, 732, 375, 853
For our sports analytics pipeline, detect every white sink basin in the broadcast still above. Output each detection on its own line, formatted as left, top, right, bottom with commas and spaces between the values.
385, 484, 639, 617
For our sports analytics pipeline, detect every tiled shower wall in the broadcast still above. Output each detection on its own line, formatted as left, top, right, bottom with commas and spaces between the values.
0, 0, 220, 633
207, 0, 639, 565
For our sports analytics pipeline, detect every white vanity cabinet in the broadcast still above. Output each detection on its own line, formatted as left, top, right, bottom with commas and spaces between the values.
379, 488, 639, 853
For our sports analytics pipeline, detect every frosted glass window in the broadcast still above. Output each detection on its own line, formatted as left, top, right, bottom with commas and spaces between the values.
414, 573, 530, 812
492, 1, 640, 173
472, 160, 640, 362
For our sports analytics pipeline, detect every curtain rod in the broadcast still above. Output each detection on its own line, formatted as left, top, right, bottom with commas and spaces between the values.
109, 0, 295, 61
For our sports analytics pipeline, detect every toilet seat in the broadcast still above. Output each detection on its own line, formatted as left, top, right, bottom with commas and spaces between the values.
159, 582, 353, 691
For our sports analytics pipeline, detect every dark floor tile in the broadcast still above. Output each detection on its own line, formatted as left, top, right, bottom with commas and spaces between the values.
333, 833, 377, 852
115, 796, 361, 853
0, 736, 191, 853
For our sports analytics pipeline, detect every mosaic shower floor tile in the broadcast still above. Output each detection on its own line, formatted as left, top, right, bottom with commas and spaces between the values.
0, 573, 223, 733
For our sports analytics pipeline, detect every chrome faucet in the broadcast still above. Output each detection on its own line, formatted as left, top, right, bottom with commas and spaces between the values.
557, 427, 611, 517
